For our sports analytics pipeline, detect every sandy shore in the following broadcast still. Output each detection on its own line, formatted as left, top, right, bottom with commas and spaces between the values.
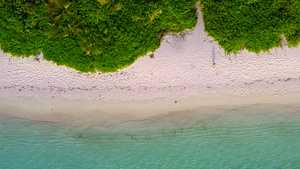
1, 6, 300, 126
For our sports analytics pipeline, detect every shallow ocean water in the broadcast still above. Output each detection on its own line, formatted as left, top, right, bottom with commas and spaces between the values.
1, 104, 300, 169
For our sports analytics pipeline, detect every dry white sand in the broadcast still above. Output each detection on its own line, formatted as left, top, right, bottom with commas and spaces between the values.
1, 6, 300, 126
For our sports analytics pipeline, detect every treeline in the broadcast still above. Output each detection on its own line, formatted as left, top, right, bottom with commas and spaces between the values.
0, 0, 300, 72
0, 0, 198, 72
200, 0, 300, 53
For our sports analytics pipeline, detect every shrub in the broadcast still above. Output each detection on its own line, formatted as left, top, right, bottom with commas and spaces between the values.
200, 0, 300, 54
0, 0, 198, 72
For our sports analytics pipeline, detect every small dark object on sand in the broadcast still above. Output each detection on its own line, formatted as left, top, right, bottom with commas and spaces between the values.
175, 101, 177, 103
35, 57, 40, 62
150, 53, 154, 59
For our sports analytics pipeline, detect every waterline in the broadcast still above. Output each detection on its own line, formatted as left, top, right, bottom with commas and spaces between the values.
1, 104, 300, 168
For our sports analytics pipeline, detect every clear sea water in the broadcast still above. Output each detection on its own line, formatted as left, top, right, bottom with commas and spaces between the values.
1, 104, 300, 169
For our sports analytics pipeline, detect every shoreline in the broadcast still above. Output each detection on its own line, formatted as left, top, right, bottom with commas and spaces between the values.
1, 92, 300, 128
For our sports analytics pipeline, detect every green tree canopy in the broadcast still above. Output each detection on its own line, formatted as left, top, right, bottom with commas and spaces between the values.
0, 0, 198, 72
200, 0, 300, 54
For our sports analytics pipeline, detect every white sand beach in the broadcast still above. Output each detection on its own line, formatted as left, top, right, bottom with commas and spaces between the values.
1, 7, 300, 126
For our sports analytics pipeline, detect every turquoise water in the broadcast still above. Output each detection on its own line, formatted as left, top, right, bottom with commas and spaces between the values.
1, 104, 300, 169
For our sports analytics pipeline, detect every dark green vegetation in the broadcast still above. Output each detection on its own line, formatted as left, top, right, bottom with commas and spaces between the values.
0, 0, 198, 72
2, 0, 300, 72
200, 0, 300, 54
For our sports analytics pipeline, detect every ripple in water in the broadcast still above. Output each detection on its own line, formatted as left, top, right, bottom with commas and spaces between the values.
1, 104, 300, 168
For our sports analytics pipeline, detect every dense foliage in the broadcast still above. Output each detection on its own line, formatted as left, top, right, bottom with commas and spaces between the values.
0, 0, 198, 72
200, 0, 300, 54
